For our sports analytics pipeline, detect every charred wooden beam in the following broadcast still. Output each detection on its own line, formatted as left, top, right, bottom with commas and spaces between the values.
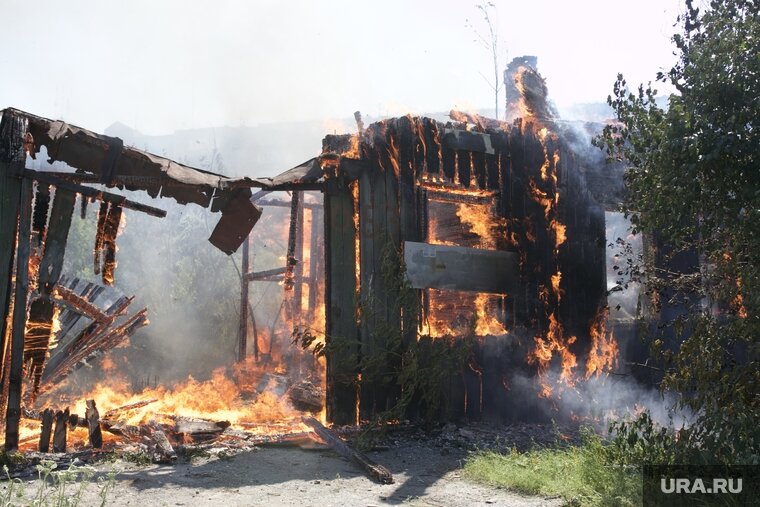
456, 151, 472, 188
93, 201, 109, 275
32, 183, 50, 244
25, 170, 167, 218
257, 199, 323, 210
85, 400, 103, 448
24, 298, 55, 397
170, 415, 230, 438
420, 186, 498, 207
243, 267, 287, 282
0, 114, 27, 421
287, 380, 325, 413
324, 180, 359, 425
284, 191, 300, 291
4, 177, 33, 451
52, 408, 69, 453
441, 129, 456, 181
293, 192, 305, 318
307, 206, 322, 319
53, 284, 110, 321
422, 118, 441, 179
40, 307, 148, 390
146, 421, 177, 463
101, 204, 122, 285
38, 188, 76, 295
238, 234, 250, 362
302, 416, 393, 484
38, 408, 54, 453
42, 295, 135, 382
102, 398, 158, 419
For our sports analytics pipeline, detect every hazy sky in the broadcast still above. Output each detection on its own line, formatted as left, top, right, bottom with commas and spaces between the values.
1, 0, 682, 134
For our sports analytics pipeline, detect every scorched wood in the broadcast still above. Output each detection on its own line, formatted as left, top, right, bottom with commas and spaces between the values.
39, 408, 54, 453
85, 400, 103, 448
145, 421, 177, 463
4, 176, 33, 451
302, 416, 393, 484
53, 408, 69, 453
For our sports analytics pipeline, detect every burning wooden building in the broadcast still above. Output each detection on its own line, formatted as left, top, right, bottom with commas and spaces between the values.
242, 62, 614, 425
0, 59, 620, 460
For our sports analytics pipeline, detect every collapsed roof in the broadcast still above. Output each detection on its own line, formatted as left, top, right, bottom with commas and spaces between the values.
3, 108, 265, 254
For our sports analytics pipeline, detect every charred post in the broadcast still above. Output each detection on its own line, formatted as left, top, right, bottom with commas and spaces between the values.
38, 408, 54, 453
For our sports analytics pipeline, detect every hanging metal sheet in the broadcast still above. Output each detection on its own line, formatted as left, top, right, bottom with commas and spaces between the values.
403, 241, 518, 294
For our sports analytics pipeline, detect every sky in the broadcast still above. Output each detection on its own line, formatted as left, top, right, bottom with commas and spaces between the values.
0, 0, 683, 135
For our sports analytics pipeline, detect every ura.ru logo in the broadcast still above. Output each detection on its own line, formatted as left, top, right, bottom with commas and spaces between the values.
661, 477, 742, 494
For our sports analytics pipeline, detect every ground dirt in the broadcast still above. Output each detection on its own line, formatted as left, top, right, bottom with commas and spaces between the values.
10, 423, 572, 506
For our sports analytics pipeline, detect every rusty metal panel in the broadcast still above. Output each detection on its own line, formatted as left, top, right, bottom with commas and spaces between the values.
403, 241, 517, 294
208, 190, 262, 255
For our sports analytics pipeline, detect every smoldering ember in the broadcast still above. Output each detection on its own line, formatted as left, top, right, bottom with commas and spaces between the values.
0, 2, 757, 500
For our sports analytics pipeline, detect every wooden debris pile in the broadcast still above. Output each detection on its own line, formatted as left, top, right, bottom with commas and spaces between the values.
20, 398, 394, 484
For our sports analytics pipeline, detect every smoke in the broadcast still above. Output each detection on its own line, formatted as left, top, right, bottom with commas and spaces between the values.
47, 120, 331, 391
507, 367, 693, 432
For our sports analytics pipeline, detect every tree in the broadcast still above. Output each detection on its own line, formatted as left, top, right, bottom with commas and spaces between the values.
596, 0, 760, 464
466, 2, 506, 119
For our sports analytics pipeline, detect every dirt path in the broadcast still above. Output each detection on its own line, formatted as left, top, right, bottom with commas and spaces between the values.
109, 446, 559, 506
24, 441, 561, 507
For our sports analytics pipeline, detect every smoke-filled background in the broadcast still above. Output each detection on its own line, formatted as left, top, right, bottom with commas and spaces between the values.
1, 0, 686, 422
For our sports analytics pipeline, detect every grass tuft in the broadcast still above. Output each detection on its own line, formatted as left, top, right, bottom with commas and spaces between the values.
463, 430, 640, 506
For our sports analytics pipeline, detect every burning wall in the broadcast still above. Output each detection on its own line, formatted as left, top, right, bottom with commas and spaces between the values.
319, 82, 610, 424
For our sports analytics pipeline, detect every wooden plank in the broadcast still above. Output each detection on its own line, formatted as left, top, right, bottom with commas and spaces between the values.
4, 177, 33, 451
412, 117, 426, 180
423, 118, 440, 179
359, 123, 403, 419
472, 150, 486, 189
307, 207, 321, 318
441, 129, 456, 181
359, 167, 376, 399
302, 416, 393, 484
456, 151, 472, 188
324, 180, 358, 425
396, 118, 419, 349
38, 188, 76, 295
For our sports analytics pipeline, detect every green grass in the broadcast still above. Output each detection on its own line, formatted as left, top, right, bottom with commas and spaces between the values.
463, 432, 641, 506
